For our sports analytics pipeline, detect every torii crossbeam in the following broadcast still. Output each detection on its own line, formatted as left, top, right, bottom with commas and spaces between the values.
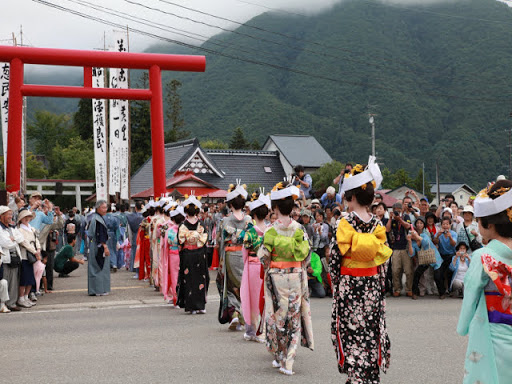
0, 45, 206, 197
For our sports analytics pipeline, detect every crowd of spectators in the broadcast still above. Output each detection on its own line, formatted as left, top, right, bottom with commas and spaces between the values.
0, 162, 483, 312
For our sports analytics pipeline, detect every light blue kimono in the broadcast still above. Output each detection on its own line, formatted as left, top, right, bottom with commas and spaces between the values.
457, 240, 512, 384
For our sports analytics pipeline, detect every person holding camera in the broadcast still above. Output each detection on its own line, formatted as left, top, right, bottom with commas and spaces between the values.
449, 242, 470, 297
403, 194, 419, 227
292, 165, 313, 199
333, 163, 353, 193
385, 202, 413, 297
433, 217, 458, 299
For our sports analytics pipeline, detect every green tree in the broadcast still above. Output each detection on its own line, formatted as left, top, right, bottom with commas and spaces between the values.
130, 73, 152, 172
201, 139, 229, 149
229, 127, 250, 149
73, 98, 93, 141
311, 160, 344, 191
164, 79, 189, 143
27, 111, 76, 161
52, 137, 94, 180
26, 152, 49, 179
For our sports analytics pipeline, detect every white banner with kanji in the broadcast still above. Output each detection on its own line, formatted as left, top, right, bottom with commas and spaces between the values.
0, 62, 10, 180
92, 67, 108, 202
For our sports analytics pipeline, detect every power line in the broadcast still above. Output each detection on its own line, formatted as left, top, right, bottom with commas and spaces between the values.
63, 0, 284, 63
30, 0, 512, 104
151, 0, 512, 92
125, 0, 433, 77
63, 0, 436, 88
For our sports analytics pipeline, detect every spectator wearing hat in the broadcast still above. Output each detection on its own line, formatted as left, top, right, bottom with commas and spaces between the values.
456, 205, 482, 253
419, 198, 430, 217
320, 186, 342, 210
16, 209, 41, 308
29, 194, 55, 232
407, 216, 444, 300
449, 242, 470, 297
0, 206, 25, 311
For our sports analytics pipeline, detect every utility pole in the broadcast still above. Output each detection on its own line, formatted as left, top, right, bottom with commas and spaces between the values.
367, 104, 378, 159
369, 114, 376, 158
422, 162, 425, 196
505, 112, 512, 180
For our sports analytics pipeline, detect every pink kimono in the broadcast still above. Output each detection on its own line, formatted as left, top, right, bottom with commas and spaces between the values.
160, 223, 180, 304
240, 222, 265, 334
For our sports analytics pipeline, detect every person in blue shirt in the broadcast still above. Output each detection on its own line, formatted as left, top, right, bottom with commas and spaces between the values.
407, 216, 444, 300
292, 165, 313, 199
433, 217, 457, 298
320, 186, 342, 210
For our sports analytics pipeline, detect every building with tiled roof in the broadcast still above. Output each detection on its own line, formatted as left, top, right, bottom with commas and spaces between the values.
130, 138, 287, 198
262, 134, 332, 175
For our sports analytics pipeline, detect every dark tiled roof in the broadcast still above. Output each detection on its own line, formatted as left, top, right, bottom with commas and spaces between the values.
130, 139, 199, 196
130, 139, 287, 196
263, 134, 332, 168
202, 149, 286, 191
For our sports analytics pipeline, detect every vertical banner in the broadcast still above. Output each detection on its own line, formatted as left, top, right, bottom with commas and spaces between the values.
108, 71, 121, 195
92, 67, 108, 202
109, 31, 130, 198
116, 35, 129, 200
0, 63, 10, 181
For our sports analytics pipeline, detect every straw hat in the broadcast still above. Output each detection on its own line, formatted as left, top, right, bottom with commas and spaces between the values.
17, 209, 35, 223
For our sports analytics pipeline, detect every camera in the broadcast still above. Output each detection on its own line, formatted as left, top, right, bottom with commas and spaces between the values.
408, 203, 413, 209
393, 210, 399, 216
344, 169, 351, 174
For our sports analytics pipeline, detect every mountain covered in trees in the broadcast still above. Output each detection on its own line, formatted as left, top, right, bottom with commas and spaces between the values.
25, 0, 512, 188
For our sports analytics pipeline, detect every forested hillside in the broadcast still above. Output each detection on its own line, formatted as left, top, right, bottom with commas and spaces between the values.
26, 0, 512, 187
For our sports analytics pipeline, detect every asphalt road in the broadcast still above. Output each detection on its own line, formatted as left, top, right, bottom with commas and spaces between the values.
1, 266, 466, 384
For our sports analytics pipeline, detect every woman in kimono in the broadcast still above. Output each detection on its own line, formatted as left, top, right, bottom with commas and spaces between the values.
177, 196, 208, 314
157, 202, 173, 301
135, 209, 152, 281
87, 200, 110, 296
257, 182, 314, 376
240, 191, 270, 342
330, 157, 392, 384
457, 179, 512, 384
160, 203, 184, 306
217, 183, 251, 330
151, 203, 165, 288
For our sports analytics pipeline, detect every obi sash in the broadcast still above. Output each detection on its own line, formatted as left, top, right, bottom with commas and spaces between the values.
340, 265, 378, 277
482, 253, 512, 325
248, 255, 259, 264
225, 245, 243, 252
270, 261, 301, 269
485, 292, 512, 325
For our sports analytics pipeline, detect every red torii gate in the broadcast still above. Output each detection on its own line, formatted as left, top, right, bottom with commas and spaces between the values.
0, 45, 206, 197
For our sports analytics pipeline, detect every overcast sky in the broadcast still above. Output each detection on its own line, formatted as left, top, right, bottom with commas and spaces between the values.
1, 0, 509, 73
2, 0, 488, 52
1, 0, 341, 52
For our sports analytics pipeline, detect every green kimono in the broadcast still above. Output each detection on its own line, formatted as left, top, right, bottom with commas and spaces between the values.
457, 239, 512, 384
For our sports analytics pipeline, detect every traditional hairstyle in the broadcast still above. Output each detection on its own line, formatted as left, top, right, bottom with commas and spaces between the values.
343, 164, 375, 206
478, 180, 512, 238
249, 191, 269, 220
270, 182, 295, 216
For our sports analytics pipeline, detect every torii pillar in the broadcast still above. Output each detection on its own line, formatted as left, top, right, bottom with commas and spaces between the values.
0, 45, 206, 197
